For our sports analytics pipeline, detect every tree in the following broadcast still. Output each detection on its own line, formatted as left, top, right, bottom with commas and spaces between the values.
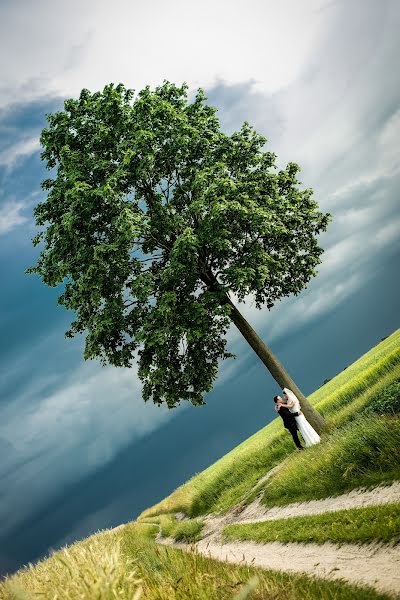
28, 82, 331, 432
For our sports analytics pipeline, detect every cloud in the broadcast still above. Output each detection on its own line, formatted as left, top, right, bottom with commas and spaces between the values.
0, 0, 333, 109
263, 2, 400, 189
0, 201, 29, 235
328, 108, 400, 205
206, 79, 285, 143
206, 1, 400, 362
204, 3, 399, 252
0, 136, 40, 171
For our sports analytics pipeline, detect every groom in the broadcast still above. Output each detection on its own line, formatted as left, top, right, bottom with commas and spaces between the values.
274, 394, 304, 450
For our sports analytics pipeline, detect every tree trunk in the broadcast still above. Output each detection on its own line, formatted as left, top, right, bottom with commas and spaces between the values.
201, 273, 326, 432
226, 298, 325, 432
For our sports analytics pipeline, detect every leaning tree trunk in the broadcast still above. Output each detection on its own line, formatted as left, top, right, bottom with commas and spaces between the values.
225, 298, 325, 432
201, 273, 326, 433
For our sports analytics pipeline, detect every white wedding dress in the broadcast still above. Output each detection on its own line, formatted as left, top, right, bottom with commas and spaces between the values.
283, 388, 321, 447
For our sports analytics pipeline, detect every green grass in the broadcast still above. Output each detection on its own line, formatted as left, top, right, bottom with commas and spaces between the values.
223, 503, 400, 546
329, 368, 400, 427
139, 329, 400, 519
310, 332, 400, 407
367, 380, 400, 415
314, 347, 400, 419
0, 527, 144, 600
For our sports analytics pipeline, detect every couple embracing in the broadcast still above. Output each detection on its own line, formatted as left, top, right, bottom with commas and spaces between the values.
274, 387, 321, 450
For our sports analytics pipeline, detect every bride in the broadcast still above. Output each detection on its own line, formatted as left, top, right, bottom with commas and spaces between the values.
279, 387, 321, 447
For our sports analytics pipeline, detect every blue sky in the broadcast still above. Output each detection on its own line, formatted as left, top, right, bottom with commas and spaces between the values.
1, 0, 399, 577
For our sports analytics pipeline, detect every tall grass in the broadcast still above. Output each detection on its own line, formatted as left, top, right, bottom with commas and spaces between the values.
314, 347, 400, 417
0, 528, 143, 600
1, 517, 393, 600
331, 368, 400, 427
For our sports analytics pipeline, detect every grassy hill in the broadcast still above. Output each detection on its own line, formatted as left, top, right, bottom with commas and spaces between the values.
1, 329, 399, 600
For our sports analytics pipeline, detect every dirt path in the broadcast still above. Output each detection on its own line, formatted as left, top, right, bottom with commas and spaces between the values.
236, 480, 400, 523
151, 482, 400, 597
157, 532, 400, 598
192, 538, 400, 598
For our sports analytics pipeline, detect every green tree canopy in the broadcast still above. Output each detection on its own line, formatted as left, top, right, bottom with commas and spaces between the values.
28, 81, 330, 410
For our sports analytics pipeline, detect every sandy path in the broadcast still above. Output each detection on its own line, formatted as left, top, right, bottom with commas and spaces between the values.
236, 480, 400, 523
157, 535, 400, 597
191, 538, 400, 598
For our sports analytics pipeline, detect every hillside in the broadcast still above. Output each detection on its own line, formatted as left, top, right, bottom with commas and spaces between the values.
1, 329, 399, 599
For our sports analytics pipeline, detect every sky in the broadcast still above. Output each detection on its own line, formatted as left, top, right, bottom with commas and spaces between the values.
0, 0, 399, 578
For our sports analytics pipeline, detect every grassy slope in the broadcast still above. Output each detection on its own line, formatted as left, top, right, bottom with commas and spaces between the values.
139, 329, 400, 519
0, 527, 144, 600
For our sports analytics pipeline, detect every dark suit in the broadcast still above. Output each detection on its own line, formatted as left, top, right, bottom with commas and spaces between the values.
277, 406, 303, 449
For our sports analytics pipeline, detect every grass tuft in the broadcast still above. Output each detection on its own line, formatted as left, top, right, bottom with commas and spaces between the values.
143, 514, 204, 542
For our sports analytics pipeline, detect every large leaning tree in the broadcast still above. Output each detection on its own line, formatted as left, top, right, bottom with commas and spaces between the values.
28, 82, 331, 432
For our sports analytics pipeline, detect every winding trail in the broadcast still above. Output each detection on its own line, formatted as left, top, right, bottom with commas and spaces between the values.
152, 481, 400, 598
